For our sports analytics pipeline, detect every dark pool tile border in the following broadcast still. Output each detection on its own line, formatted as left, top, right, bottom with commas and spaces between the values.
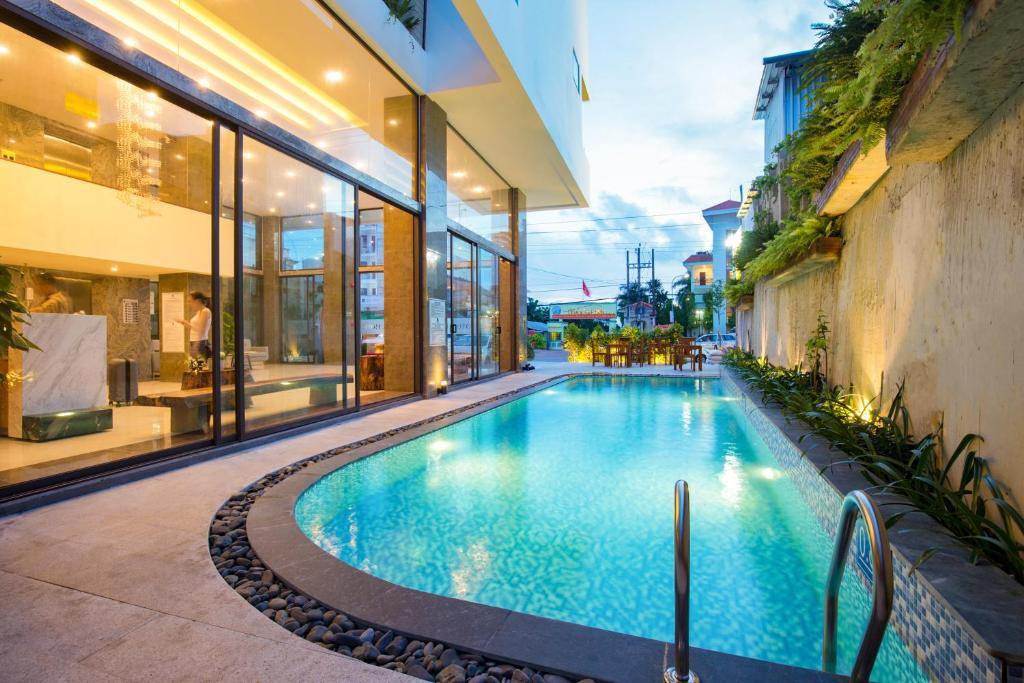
248, 372, 843, 683
723, 368, 1024, 667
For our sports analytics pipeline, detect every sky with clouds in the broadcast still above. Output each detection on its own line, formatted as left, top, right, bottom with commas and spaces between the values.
526, 0, 833, 303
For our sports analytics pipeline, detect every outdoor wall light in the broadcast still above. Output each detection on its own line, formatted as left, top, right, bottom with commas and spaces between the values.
438, 380, 449, 394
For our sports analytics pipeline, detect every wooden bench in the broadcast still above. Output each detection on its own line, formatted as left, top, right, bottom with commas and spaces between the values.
145, 375, 350, 434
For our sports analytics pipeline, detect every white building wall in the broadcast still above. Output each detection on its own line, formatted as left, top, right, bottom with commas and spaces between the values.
473, 0, 589, 194
762, 76, 786, 164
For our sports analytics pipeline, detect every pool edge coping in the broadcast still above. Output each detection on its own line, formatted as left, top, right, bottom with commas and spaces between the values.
720, 367, 1024, 676
244, 371, 845, 683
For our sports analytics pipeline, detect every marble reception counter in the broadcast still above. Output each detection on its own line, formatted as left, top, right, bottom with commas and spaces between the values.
2, 313, 112, 441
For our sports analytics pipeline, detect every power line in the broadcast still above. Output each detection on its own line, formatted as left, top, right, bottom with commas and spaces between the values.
529, 221, 707, 236
526, 210, 706, 227
527, 265, 619, 284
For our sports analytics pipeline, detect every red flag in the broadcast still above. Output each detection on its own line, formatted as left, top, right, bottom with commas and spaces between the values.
582, 280, 591, 297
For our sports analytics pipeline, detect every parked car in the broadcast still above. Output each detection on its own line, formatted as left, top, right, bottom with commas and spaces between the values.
693, 333, 737, 362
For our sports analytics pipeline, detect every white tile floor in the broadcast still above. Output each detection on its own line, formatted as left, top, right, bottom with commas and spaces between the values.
0, 360, 719, 682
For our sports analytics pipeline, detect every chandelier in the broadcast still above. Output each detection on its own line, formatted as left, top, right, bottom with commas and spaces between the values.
116, 80, 163, 217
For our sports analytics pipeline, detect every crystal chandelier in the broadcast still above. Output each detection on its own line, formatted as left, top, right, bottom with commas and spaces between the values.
116, 80, 163, 217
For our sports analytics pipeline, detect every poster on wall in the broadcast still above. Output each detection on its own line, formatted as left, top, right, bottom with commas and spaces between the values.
428, 298, 446, 347
161, 291, 186, 353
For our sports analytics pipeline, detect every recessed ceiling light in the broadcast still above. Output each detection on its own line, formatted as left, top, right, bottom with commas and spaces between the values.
276, 191, 285, 197
7, 138, 15, 144
325, 70, 344, 83
86, 121, 97, 129
144, 110, 155, 118
472, 185, 486, 193
387, 118, 399, 127
316, 140, 329, 149
254, 109, 267, 118
269, 207, 277, 213
197, 77, 210, 89
452, 170, 466, 179
66, 52, 81, 64
110, 265, 119, 272
322, 185, 330, 193
122, 37, 137, 49
243, 152, 254, 160
285, 170, 296, 178
307, 203, 316, 209
175, 154, 184, 160
355, 161, 368, 170
0, 45, 10, 56
146, 91, 158, 101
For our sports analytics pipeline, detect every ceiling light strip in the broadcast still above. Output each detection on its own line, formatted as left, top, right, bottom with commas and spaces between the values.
79, 0, 314, 129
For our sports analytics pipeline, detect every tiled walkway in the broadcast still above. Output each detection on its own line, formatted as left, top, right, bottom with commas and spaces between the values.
0, 361, 717, 682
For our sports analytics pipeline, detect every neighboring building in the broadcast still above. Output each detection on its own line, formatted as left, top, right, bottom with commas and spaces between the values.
698, 199, 741, 334
621, 301, 656, 332
748, 49, 816, 222
736, 47, 816, 347
0, 0, 589, 504
682, 251, 714, 300
546, 301, 618, 348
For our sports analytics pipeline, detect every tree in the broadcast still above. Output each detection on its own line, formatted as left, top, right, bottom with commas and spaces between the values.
704, 282, 726, 333
527, 297, 549, 323
615, 281, 647, 310
671, 274, 695, 335
734, 209, 781, 272
645, 278, 672, 325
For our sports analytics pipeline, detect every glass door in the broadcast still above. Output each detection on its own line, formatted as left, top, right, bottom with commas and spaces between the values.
449, 234, 476, 383
478, 249, 499, 377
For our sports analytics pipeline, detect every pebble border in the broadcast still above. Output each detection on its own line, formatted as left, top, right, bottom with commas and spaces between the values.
208, 374, 608, 683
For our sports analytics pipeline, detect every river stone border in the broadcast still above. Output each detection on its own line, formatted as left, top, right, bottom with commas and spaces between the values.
209, 374, 611, 682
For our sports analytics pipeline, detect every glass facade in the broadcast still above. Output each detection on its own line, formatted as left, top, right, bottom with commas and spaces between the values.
52, 0, 418, 198
0, 6, 522, 501
446, 127, 512, 249
0, 16, 418, 495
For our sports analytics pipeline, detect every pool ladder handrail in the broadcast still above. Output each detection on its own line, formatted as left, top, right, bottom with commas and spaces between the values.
822, 489, 894, 683
664, 480, 699, 683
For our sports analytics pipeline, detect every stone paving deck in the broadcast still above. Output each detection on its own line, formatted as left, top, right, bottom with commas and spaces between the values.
0, 362, 718, 682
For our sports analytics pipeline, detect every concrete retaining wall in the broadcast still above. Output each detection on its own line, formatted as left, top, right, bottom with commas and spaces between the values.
749, 82, 1024, 498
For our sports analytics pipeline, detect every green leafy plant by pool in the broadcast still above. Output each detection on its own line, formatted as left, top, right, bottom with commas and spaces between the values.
724, 348, 1024, 583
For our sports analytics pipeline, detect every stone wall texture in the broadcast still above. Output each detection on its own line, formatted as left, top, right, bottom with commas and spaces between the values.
749, 83, 1024, 498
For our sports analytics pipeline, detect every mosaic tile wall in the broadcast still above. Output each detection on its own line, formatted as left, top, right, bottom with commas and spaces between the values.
720, 371, 1006, 683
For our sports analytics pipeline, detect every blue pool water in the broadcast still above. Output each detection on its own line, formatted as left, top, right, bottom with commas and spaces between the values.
296, 376, 928, 681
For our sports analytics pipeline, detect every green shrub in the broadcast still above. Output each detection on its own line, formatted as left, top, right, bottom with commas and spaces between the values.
724, 349, 1024, 583
528, 333, 547, 350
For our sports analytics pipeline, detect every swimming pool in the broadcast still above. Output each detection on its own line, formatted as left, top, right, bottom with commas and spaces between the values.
296, 376, 928, 681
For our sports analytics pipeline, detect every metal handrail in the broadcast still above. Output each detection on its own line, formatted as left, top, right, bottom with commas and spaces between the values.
664, 481, 700, 683
822, 490, 894, 682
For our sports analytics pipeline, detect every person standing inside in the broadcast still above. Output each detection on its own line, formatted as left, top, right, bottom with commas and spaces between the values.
29, 273, 72, 313
178, 291, 212, 359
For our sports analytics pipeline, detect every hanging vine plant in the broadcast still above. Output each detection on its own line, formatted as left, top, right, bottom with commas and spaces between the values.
383, 0, 422, 32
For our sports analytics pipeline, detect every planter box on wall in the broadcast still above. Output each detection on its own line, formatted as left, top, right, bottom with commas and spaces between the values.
765, 236, 842, 288
816, 138, 890, 217
887, 0, 1024, 164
